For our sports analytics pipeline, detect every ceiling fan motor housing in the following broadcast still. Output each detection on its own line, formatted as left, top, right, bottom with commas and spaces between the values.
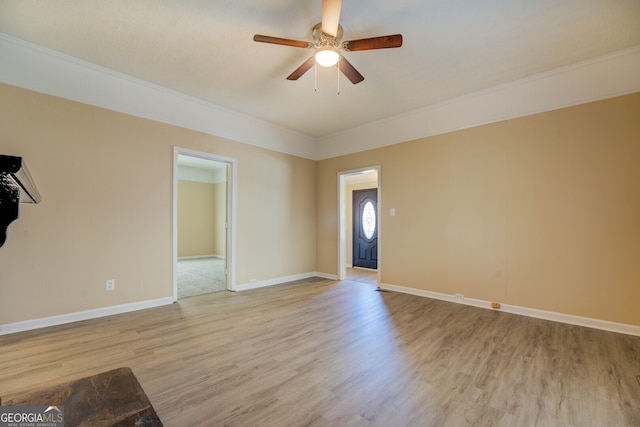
252, 0, 402, 85
312, 23, 343, 49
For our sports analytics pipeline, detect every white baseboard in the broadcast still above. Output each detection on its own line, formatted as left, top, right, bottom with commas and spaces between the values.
235, 271, 338, 291
1, 272, 337, 335
315, 272, 339, 281
378, 283, 640, 337
177, 255, 225, 260
0, 297, 175, 336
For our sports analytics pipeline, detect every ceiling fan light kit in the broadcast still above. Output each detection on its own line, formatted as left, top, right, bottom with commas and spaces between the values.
253, 0, 403, 87
315, 47, 340, 67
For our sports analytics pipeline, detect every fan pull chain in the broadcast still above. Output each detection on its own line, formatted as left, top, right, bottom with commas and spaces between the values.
314, 62, 318, 92
337, 56, 341, 95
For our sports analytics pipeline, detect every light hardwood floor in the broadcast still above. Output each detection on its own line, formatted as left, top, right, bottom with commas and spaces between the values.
1, 273, 639, 426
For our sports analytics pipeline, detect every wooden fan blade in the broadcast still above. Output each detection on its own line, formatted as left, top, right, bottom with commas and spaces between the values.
253, 34, 312, 48
287, 57, 316, 80
338, 56, 364, 84
322, 0, 342, 37
344, 34, 403, 51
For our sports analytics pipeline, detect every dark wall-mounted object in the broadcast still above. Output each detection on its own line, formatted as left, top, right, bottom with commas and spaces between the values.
0, 155, 41, 247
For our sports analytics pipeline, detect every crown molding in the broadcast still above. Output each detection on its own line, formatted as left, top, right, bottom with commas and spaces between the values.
0, 33, 317, 160
317, 45, 640, 160
1, 33, 638, 162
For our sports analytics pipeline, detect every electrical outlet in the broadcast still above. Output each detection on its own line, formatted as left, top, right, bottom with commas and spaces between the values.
106, 279, 115, 291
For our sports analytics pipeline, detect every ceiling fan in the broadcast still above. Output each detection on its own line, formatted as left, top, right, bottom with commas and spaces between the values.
253, 0, 403, 84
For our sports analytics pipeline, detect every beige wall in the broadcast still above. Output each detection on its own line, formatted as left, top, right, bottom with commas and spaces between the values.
2, 81, 638, 329
0, 83, 316, 325
178, 180, 226, 258
317, 92, 640, 326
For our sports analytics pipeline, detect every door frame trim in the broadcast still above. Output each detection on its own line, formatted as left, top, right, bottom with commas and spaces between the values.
337, 166, 381, 282
173, 147, 238, 299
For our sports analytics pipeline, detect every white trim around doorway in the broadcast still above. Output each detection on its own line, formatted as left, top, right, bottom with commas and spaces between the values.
173, 147, 238, 299
337, 166, 381, 283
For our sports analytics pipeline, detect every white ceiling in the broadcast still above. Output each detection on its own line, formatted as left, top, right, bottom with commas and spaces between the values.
178, 155, 226, 171
177, 154, 227, 184
346, 170, 378, 185
1, 0, 639, 140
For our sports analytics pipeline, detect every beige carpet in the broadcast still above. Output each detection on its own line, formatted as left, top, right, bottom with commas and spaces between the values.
177, 257, 226, 299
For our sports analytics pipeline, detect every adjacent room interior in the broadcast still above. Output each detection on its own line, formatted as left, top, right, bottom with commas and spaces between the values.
176, 154, 228, 298
1, 1, 639, 425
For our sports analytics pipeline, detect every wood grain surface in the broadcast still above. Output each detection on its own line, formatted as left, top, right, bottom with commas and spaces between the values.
1, 272, 639, 426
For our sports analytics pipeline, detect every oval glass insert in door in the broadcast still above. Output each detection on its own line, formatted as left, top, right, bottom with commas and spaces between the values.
362, 201, 376, 240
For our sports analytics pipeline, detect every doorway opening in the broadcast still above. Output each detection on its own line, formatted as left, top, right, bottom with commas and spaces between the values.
338, 167, 380, 285
173, 148, 236, 300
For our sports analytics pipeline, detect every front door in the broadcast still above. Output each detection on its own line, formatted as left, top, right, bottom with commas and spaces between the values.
353, 188, 378, 269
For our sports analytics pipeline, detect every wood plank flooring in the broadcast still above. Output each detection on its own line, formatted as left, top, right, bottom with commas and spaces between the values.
1, 272, 640, 426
